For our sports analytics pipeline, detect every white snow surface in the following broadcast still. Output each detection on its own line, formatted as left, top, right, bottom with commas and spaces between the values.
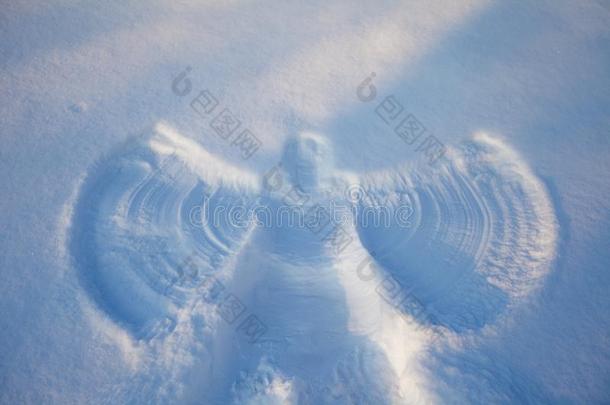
1, 1, 610, 404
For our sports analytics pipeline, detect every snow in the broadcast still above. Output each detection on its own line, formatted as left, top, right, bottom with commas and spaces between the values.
1, 0, 610, 403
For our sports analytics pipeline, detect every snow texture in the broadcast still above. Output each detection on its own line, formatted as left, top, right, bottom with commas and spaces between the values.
1, 1, 609, 404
